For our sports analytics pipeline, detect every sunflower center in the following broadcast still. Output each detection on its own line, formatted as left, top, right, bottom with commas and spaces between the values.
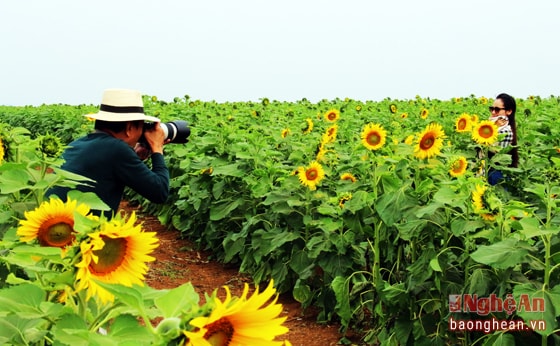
90, 236, 127, 274
327, 113, 336, 120
366, 132, 381, 146
306, 168, 318, 181
452, 160, 462, 172
458, 119, 467, 130
204, 318, 234, 346
39, 222, 74, 247
420, 135, 435, 150
479, 125, 493, 138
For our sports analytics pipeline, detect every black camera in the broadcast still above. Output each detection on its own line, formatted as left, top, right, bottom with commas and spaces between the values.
135, 120, 190, 160
143, 120, 191, 144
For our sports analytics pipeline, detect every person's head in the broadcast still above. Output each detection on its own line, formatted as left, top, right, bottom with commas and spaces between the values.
492, 92, 518, 167
85, 89, 160, 145
491, 93, 516, 117
94, 119, 144, 146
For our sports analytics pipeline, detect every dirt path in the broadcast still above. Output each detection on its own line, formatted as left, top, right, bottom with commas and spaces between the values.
124, 202, 350, 346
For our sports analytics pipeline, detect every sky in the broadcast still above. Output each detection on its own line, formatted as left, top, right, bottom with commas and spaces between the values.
1, 0, 559, 106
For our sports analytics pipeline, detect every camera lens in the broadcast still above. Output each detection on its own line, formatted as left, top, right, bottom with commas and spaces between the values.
142, 120, 190, 144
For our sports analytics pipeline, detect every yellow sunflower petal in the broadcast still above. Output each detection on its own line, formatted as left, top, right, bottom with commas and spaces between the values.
324, 109, 340, 122
74, 212, 159, 303
455, 113, 472, 132
472, 120, 499, 145
185, 280, 289, 346
17, 197, 90, 247
297, 161, 325, 191
361, 123, 387, 151
414, 123, 445, 159
449, 156, 468, 177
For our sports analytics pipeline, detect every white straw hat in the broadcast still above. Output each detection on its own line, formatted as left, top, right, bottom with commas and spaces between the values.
85, 89, 160, 122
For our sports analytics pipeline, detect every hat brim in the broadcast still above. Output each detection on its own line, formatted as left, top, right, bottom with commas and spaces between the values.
84, 111, 160, 123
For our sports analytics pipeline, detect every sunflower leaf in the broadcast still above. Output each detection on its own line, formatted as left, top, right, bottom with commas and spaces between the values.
155, 283, 199, 318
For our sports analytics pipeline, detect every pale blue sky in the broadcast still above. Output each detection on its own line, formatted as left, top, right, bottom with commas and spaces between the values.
1, 0, 559, 105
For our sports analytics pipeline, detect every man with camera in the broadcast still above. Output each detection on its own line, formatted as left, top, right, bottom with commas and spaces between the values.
47, 88, 172, 217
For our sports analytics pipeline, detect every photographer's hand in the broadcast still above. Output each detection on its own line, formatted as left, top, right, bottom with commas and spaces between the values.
143, 122, 166, 155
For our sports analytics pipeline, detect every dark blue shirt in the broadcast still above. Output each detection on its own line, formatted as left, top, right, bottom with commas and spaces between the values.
47, 132, 169, 216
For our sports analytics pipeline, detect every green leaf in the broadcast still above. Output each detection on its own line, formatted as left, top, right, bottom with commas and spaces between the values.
0, 314, 45, 345
209, 199, 241, 220
470, 238, 533, 269
212, 163, 245, 177
433, 186, 465, 206
94, 281, 145, 314
512, 283, 558, 336
517, 217, 557, 239
155, 283, 199, 318
0, 283, 46, 317
376, 189, 416, 226
342, 190, 369, 213
108, 314, 155, 343
395, 219, 427, 240
450, 218, 485, 236
293, 279, 312, 306
429, 257, 442, 272
331, 276, 351, 327
67, 190, 110, 211
480, 332, 515, 346
0, 166, 31, 193
467, 268, 492, 295
288, 249, 313, 280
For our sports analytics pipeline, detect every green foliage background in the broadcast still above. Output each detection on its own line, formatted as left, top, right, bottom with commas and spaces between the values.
1, 94, 559, 345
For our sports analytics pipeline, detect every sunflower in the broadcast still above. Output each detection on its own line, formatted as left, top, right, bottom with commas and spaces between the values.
74, 212, 159, 303
302, 118, 313, 134
361, 123, 387, 151
449, 156, 468, 177
455, 113, 472, 133
297, 161, 325, 190
389, 104, 397, 114
338, 193, 353, 208
355, 105, 362, 112
17, 197, 91, 248
184, 280, 289, 346
400, 113, 408, 119
324, 109, 340, 122
472, 120, 499, 145
322, 125, 338, 144
471, 114, 479, 125
471, 184, 498, 220
479, 96, 488, 105
201, 167, 213, 175
281, 128, 290, 138
340, 172, 357, 182
0, 136, 5, 164
472, 184, 487, 212
38, 133, 64, 158
414, 123, 445, 159
420, 108, 429, 119
315, 144, 327, 162
404, 135, 415, 145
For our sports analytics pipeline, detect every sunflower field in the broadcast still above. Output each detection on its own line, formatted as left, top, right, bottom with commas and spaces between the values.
1, 94, 560, 345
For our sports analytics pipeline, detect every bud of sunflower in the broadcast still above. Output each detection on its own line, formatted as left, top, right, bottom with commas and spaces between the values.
155, 317, 182, 340
38, 134, 64, 158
